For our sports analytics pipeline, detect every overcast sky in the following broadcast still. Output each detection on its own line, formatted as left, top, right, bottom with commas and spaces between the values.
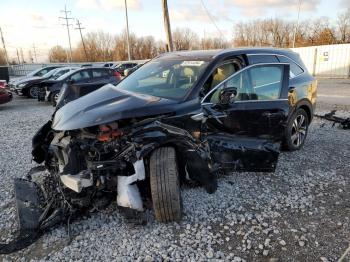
0, 0, 349, 62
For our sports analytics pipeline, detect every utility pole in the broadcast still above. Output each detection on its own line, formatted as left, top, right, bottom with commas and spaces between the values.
20, 48, 24, 63
292, 0, 302, 48
75, 19, 88, 61
0, 26, 9, 65
124, 0, 131, 60
32, 44, 38, 63
59, 5, 74, 62
162, 0, 173, 52
16, 49, 20, 64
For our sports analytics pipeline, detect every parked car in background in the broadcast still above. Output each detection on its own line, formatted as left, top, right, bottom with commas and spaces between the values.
38, 67, 122, 106
11, 67, 78, 98
0, 88, 12, 105
8, 66, 61, 89
114, 62, 138, 76
123, 63, 144, 77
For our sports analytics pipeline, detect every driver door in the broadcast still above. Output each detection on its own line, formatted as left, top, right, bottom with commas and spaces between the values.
202, 63, 290, 172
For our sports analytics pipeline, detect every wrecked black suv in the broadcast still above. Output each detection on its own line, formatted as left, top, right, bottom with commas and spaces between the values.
3, 48, 317, 253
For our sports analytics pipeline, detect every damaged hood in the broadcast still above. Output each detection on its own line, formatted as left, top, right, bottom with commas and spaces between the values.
52, 84, 177, 131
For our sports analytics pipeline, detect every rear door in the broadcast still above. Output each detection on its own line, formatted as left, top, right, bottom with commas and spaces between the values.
202, 63, 290, 172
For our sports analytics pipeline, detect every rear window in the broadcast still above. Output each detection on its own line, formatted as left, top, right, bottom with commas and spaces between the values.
92, 69, 109, 78
277, 56, 304, 77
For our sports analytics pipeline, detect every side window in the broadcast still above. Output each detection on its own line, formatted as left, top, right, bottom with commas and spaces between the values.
201, 58, 244, 97
277, 56, 304, 77
248, 55, 278, 64
70, 70, 90, 82
36, 68, 51, 76
92, 69, 109, 78
205, 65, 283, 103
249, 66, 282, 100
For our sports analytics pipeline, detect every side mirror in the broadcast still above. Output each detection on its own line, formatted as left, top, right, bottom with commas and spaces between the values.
218, 87, 237, 106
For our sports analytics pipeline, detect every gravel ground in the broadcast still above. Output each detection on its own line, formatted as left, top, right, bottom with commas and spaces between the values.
0, 93, 349, 262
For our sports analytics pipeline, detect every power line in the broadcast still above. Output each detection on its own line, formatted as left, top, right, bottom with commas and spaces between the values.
0, 26, 9, 65
200, 0, 225, 46
59, 5, 74, 62
75, 19, 88, 61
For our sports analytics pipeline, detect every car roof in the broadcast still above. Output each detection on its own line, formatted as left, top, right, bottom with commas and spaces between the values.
157, 48, 297, 60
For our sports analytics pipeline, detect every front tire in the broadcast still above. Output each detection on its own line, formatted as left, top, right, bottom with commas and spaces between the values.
284, 108, 309, 151
27, 86, 39, 99
149, 147, 182, 222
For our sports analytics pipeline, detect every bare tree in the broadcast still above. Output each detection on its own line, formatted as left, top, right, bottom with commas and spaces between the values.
172, 28, 199, 51
337, 8, 350, 43
233, 17, 338, 48
79, 31, 114, 62
308, 18, 336, 45
49, 45, 67, 62
201, 37, 229, 49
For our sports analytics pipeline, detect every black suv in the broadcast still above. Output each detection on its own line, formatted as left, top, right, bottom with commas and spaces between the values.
37, 67, 121, 105
12, 48, 317, 242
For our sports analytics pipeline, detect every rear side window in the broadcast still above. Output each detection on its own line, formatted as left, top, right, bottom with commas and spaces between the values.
248, 55, 279, 64
70, 70, 90, 82
277, 56, 304, 77
92, 69, 109, 78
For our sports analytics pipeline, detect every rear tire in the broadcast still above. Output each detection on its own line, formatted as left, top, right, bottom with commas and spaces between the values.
28, 86, 39, 99
283, 108, 309, 151
149, 147, 182, 222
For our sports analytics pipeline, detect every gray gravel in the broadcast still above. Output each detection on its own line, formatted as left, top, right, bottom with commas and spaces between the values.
0, 94, 350, 261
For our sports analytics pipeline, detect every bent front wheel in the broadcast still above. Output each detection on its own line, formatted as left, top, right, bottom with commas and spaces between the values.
149, 147, 182, 222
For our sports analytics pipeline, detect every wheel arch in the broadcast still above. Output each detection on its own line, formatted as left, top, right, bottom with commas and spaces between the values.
290, 98, 313, 125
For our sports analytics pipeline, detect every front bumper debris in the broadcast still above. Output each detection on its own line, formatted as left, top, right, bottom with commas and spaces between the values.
0, 178, 44, 254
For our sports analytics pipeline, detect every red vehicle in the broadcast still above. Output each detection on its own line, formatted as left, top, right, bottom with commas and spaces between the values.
0, 88, 12, 105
